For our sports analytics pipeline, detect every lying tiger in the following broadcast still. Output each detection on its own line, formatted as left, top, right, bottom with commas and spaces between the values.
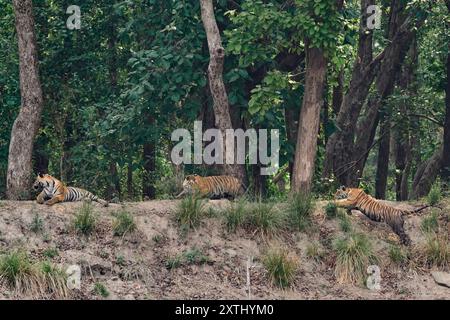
334, 186, 428, 245
176, 175, 245, 199
33, 173, 109, 207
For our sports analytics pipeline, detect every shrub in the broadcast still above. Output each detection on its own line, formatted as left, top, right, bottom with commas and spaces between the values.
286, 192, 315, 232
262, 246, 298, 288
333, 233, 376, 284
112, 210, 136, 237
73, 201, 96, 235
427, 181, 442, 206
325, 202, 338, 219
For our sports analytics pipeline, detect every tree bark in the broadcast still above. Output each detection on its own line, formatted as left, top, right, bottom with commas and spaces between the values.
200, 0, 246, 183
292, 46, 327, 194
7, 0, 44, 200
332, 69, 344, 115
411, 146, 443, 199
375, 112, 390, 199
441, 0, 450, 187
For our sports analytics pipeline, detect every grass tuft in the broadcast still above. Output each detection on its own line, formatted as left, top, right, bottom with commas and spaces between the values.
175, 195, 206, 234
333, 233, 376, 284
112, 210, 136, 237
423, 234, 450, 268
73, 201, 97, 235
325, 202, 338, 219
262, 246, 298, 288
388, 245, 407, 265
427, 181, 442, 206
420, 211, 439, 234
247, 200, 284, 236
94, 282, 110, 298
286, 193, 315, 232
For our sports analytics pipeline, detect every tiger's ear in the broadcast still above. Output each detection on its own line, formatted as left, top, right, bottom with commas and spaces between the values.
38, 172, 44, 178
339, 185, 346, 191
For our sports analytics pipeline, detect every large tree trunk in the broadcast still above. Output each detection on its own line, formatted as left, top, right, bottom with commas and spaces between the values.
7, 0, 44, 200
441, 0, 450, 187
322, 0, 378, 185
411, 146, 443, 199
291, 46, 327, 194
200, 0, 246, 183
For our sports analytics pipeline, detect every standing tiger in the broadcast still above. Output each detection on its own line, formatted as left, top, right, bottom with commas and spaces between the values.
334, 186, 428, 245
33, 173, 109, 207
176, 175, 245, 199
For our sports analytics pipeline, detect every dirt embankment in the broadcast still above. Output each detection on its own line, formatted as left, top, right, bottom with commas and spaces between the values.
0, 199, 449, 300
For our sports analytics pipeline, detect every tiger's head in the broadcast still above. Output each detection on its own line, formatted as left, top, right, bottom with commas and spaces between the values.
334, 186, 364, 201
182, 174, 201, 193
33, 173, 53, 191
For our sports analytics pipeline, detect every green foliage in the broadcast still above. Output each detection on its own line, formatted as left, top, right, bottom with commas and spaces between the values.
224, 200, 247, 233
94, 282, 110, 298
388, 245, 408, 265
262, 246, 298, 288
165, 247, 211, 270
112, 210, 136, 237
73, 202, 97, 236
421, 211, 439, 234
427, 182, 442, 206
42, 248, 59, 259
175, 195, 206, 234
0, 250, 32, 286
30, 213, 44, 234
247, 200, 284, 235
333, 233, 376, 284
286, 193, 315, 232
325, 202, 338, 219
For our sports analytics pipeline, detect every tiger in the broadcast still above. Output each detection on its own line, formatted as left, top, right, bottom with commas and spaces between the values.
334, 186, 429, 245
176, 175, 245, 199
32, 173, 109, 207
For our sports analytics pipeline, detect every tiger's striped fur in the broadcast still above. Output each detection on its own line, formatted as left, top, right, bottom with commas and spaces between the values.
176, 175, 244, 199
33, 173, 109, 207
334, 186, 428, 245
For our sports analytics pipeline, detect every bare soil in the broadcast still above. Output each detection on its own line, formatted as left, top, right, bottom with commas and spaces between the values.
0, 198, 449, 300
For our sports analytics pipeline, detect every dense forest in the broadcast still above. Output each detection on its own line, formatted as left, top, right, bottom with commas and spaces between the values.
0, 0, 449, 202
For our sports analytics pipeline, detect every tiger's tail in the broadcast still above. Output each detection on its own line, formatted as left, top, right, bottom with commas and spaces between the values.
404, 205, 430, 216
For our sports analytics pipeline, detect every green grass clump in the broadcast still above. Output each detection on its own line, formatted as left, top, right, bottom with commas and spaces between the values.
73, 201, 97, 235
94, 282, 110, 298
388, 245, 407, 265
42, 248, 59, 259
165, 247, 211, 270
112, 210, 136, 236
420, 211, 439, 234
30, 213, 44, 233
325, 202, 338, 219
427, 181, 442, 206
333, 233, 376, 284
224, 200, 247, 233
247, 201, 284, 235
262, 246, 298, 288
338, 211, 352, 233
423, 234, 450, 268
286, 192, 315, 232
175, 195, 206, 234
306, 242, 324, 262
0, 250, 69, 298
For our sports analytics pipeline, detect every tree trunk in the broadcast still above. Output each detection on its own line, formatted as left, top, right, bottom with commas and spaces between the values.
441, 0, 450, 187
292, 46, 327, 194
332, 69, 344, 115
200, 0, 246, 183
127, 161, 133, 199
411, 146, 443, 199
143, 139, 156, 200
322, 0, 377, 184
375, 113, 390, 199
7, 0, 44, 200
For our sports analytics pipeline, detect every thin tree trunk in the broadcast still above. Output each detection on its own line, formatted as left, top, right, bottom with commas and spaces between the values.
441, 0, 450, 188
332, 69, 344, 115
292, 46, 327, 194
375, 112, 390, 199
127, 161, 133, 199
143, 117, 156, 200
200, 0, 246, 183
7, 0, 44, 200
